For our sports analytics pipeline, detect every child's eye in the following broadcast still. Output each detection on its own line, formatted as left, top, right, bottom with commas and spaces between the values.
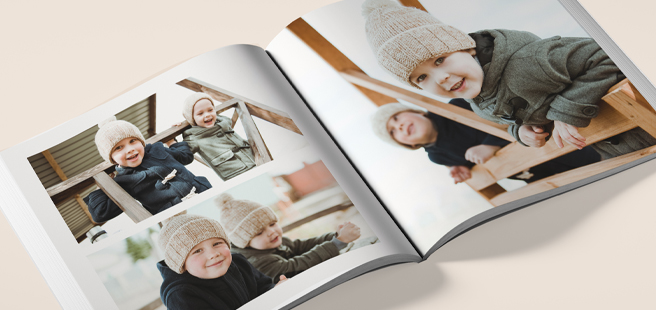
255, 231, 263, 236
269, 222, 276, 227
416, 74, 427, 83
434, 57, 445, 65
192, 248, 202, 254
114, 145, 122, 151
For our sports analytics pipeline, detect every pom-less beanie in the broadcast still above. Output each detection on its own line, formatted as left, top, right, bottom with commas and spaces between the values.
94, 116, 146, 164
372, 102, 426, 149
182, 93, 216, 126
362, 0, 476, 88
158, 214, 231, 274
216, 193, 278, 248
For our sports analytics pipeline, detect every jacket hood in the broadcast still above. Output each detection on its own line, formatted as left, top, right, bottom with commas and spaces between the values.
471, 29, 541, 99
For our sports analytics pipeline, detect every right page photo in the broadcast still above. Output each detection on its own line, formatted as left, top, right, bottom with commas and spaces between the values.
267, 0, 656, 253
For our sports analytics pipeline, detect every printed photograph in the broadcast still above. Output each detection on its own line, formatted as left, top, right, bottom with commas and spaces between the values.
268, 0, 656, 251
86, 158, 377, 310
27, 77, 307, 246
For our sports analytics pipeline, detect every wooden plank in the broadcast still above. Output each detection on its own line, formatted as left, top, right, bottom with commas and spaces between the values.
92, 173, 152, 222
281, 201, 354, 232
41, 150, 68, 181
287, 18, 398, 107
477, 183, 506, 202
603, 84, 656, 139
466, 101, 637, 190
230, 109, 239, 128
490, 145, 656, 206
245, 101, 303, 135
628, 82, 656, 113
147, 94, 157, 137
342, 70, 513, 141
237, 101, 273, 165
399, 0, 427, 10
214, 99, 239, 115
47, 123, 190, 198
177, 79, 234, 102
52, 178, 97, 205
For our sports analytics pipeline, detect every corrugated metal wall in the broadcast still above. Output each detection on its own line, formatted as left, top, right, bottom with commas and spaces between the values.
27, 97, 154, 241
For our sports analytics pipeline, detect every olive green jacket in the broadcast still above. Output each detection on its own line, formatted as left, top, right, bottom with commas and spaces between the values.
231, 233, 339, 281
467, 29, 655, 158
183, 115, 256, 180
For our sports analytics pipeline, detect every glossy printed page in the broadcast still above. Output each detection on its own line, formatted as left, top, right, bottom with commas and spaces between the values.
0, 44, 417, 310
267, 0, 656, 254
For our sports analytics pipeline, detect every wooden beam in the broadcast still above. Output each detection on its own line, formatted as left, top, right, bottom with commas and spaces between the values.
92, 173, 152, 222
148, 94, 157, 137
52, 178, 97, 205
41, 150, 67, 181
214, 99, 239, 115
230, 109, 239, 128
177, 79, 234, 102
466, 101, 637, 190
603, 82, 656, 139
341, 70, 513, 141
47, 123, 191, 198
399, 0, 427, 10
287, 18, 398, 107
281, 201, 354, 232
245, 101, 303, 135
489, 145, 656, 206
237, 101, 273, 165
628, 81, 655, 113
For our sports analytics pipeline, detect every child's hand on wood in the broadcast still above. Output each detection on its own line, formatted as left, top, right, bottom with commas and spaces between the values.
336, 222, 361, 243
518, 125, 550, 148
275, 275, 288, 286
464, 145, 501, 165
552, 121, 586, 149
449, 166, 471, 184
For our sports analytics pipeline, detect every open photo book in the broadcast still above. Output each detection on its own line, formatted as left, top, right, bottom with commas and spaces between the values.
2, 0, 656, 309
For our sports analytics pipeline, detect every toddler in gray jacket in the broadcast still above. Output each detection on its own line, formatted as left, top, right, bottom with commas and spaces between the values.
180, 93, 256, 180
362, 0, 655, 159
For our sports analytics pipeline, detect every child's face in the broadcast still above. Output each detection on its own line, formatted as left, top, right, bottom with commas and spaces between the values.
386, 111, 437, 147
184, 237, 232, 279
409, 50, 483, 99
110, 137, 145, 168
248, 221, 283, 250
193, 99, 216, 128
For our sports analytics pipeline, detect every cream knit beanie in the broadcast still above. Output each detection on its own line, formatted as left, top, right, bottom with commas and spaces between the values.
216, 193, 278, 248
362, 0, 476, 88
372, 102, 426, 149
158, 214, 230, 274
182, 93, 215, 126
95, 116, 146, 164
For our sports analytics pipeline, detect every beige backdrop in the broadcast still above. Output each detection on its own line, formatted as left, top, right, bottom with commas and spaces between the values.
1, 0, 654, 309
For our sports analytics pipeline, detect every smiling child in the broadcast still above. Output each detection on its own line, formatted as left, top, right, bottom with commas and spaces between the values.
157, 214, 281, 310
83, 117, 211, 222
217, 193, 361, 282
181, 93, 256, 181
363, 0, 655, 159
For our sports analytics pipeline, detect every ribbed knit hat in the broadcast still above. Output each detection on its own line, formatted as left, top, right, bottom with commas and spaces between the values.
362, 0, 476, 88
182, 93, 215, 126
216, 193, 278, 248
94, 116, 146, 164
372, 102, 426, 149
158, 214, 230, 274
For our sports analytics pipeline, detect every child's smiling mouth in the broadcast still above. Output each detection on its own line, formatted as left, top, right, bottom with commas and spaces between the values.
126, 153, 139, 161
270, 236, 280, 244
206, 259, 224, 268
450, 78, 465, 91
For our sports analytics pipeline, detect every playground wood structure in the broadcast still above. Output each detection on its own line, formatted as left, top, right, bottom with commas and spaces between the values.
286, 0, 656, 207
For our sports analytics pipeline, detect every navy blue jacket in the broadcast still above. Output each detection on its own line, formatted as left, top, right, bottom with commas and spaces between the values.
425, 99, 600, 182
84, 142, 211, 222
157, 253, 275, 310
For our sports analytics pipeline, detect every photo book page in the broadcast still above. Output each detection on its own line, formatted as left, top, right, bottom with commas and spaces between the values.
0, 44, 417, 310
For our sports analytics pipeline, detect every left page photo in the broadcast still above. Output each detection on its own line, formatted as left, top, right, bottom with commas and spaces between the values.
0, 44, 418, 310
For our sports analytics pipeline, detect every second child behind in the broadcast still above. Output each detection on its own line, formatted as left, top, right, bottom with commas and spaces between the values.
181, 93, 256, 181
217, 193, 361, 282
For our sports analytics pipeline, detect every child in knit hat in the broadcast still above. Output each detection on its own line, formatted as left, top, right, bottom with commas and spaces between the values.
362, 0, 655, 159
179, 93, 256, 181
217, 193, 361, 282
373, 98, 601, 183
83, 117, 212, 222
157, 214, 283, 310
